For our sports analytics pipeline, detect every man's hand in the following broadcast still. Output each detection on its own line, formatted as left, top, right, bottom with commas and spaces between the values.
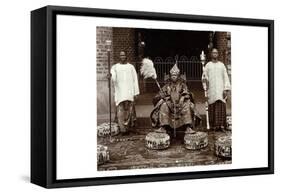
159, 91, 166, 99
179, 96, 185, 105
223, 90, 230, 99
106, 73, 112, 80
185, 93, 190, 99
134, 95, 138, 102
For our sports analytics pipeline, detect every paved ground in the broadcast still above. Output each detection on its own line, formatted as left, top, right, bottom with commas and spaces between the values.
97, 128, 232, 171
97, 81, 232, 171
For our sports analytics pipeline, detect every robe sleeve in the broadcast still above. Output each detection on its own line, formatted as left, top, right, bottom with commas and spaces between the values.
202, 63, 209, 80
110, 65, 117, 83
222, 63, 231, 90
152, 84, 168, 106
181, 81, 189, 95
180, 81, 193, 102
131, 65, 140, 96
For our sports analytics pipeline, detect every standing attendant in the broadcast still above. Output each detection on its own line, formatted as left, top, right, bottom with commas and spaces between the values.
110, 51, 139, 134
204, 48, 231, 130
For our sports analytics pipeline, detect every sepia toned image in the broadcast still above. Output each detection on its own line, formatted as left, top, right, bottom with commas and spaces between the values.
96, 26, 232, 171
31, 7, 273, 187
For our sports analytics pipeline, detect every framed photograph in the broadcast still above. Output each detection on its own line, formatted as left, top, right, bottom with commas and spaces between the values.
31, 5, 274, 188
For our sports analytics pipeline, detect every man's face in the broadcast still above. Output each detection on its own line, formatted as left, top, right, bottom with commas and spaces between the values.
171, 74, 178, 82
211, 49, 219, 60
119, 52, 127, 63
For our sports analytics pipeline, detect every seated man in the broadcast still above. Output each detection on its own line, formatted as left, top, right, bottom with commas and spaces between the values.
150, 63, 201, 136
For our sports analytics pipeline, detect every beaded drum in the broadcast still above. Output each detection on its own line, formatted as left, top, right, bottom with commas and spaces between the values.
97, 145, 110, 165
226, 115, 232, 130
184, 132, 208, 150
97, 122, 119, 137
215, 135, 232, 158
145, 132, 170, 150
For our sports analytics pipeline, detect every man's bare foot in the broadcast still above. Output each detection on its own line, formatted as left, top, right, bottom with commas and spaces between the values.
155, 127, 167, 133
185, 127, 196, 134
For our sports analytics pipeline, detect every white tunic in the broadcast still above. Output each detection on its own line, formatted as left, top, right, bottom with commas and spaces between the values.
204, 61, 231, 104
111, 63, 140, 106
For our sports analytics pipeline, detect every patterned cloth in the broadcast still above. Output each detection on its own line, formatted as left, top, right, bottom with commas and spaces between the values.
158, 99, 193, 129
208, 100, 226, 128
117, 100, 136, 132
150, 78, 201, 129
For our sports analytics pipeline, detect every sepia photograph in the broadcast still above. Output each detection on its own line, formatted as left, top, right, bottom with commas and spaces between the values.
96, 27, 232, 170
47, 9, 272, 186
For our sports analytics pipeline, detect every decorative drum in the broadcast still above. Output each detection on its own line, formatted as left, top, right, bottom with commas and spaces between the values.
215, 135, 232, 158
184, 131, 208, 150
97, 122, 119, 137
97, 145, 110, 165
145, 132, 170, 150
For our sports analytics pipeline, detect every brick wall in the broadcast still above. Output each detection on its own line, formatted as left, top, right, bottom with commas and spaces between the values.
112, 28, 137, 64
216, 32, 228, 64
96, 27, 138, 75
96, 27, 138, 115
215, 31, 231, 82
96, 27, 114, 81
96, 27, 114, 114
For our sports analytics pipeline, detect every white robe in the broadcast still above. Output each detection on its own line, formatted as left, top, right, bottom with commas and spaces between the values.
203, 61, 231, 104
111, 63, 140, 106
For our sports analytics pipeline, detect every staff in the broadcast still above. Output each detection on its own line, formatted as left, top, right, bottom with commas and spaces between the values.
106, 40, 112, 136
172, 56, 179, 137
200, 51, 210, 130
140, 57, 178, 137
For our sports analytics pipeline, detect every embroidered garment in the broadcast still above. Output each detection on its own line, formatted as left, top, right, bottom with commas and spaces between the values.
150, 78, 201, 129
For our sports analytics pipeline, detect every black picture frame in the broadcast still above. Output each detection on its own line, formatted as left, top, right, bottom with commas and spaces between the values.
31, 5, 274, 188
